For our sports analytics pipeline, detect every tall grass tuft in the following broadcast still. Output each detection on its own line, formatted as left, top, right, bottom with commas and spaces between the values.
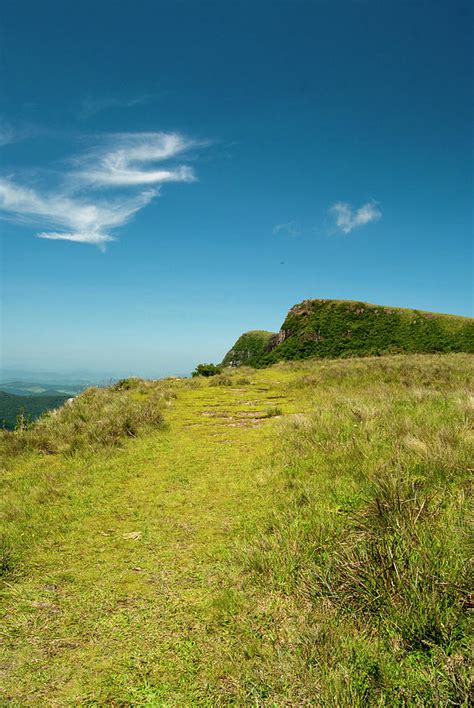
313, 465, 470, 651
238, 354, 472, 704
0, 379, 170, 456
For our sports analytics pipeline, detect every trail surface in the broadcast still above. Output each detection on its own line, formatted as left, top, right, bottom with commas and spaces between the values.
1, 372, 297, 704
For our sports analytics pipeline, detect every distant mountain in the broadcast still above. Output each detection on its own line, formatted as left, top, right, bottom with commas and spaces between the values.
0, 391, 71, 430
1, 383, 77, 396
222, 299, 474, 366
0, 368, 114, 384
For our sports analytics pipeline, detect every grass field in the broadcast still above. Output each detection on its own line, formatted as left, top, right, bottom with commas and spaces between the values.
0, 354, 472, 705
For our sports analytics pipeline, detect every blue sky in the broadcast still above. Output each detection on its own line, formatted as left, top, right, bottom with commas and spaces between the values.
0, 0, 472, 378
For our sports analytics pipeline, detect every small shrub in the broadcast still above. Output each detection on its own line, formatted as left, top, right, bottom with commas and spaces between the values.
209, 375, 233, 387
265, 405, 283, 417
111, 377, 142, 391
14, 412, 31, 431
192, 363, 222, 377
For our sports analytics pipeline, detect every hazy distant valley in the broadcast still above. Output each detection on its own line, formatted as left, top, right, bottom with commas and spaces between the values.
0, 380, 93, 429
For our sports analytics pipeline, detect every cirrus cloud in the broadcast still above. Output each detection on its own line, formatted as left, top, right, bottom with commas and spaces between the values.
74, 132, 201, 188
0, 131, 203, 248
273, 221, 301, 238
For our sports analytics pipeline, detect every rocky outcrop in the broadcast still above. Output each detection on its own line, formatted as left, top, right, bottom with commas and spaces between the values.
222, 330, 276, 367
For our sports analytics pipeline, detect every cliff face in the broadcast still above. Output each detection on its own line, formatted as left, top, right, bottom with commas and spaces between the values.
224, 299, 474, 367
222, 330, 276, 367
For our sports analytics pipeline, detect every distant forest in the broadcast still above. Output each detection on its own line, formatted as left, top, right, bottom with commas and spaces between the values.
0, 391, 70, 430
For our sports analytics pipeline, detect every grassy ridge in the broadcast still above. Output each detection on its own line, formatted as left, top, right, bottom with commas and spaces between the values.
224, 300, 474, 367
0, 355, 472, 704
265, 299, 474, 362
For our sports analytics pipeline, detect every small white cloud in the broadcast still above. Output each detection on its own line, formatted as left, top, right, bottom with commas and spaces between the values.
330, 200, 382, 234
273, 221, 300, 237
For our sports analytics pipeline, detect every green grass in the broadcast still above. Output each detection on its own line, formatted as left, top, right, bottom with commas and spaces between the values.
0, 377, 170, 456
0, 355, 472, 705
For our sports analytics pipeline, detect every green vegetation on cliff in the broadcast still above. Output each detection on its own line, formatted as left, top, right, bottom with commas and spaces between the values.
222, 329, 275, 367
224, 300, 473, 367
1, 354, 472, 704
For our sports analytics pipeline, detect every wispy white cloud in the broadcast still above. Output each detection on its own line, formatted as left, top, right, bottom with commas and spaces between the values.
329, 200, 382, 234
79, 94, 152, 119
0, 123, 16, 146
0, 117, 49, 146
75, 132, 198, 188
0, 131, 202, 247
0, 118, 34, 147
273, 221, 300, 237
0, 177, 155, 248
37, 231, 115, 246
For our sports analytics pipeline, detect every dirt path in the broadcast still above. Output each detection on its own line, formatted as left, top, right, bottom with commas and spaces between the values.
1, 375, 297, 704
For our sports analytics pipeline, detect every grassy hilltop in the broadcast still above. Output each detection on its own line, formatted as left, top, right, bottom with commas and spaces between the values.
1, 353, 472, 705
223, 300, 474, 367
